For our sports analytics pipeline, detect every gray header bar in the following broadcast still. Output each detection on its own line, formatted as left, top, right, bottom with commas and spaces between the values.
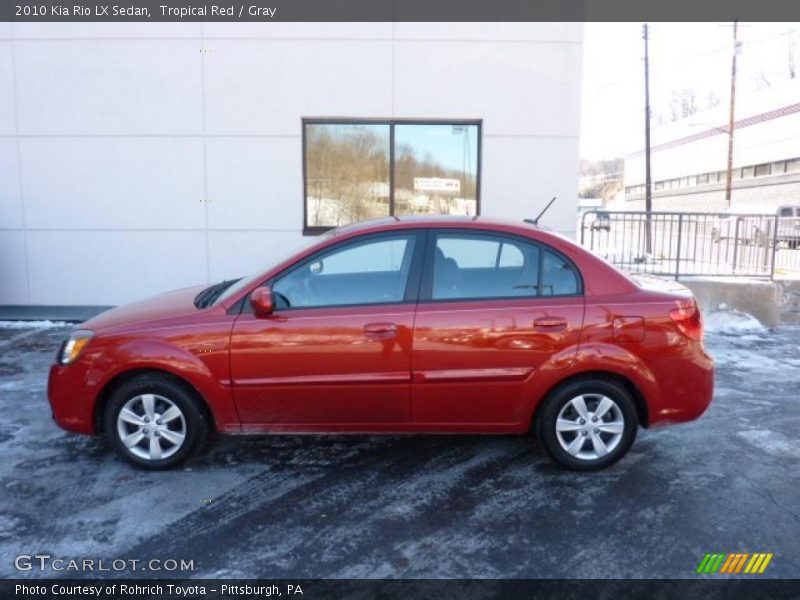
2, 0, 800, 22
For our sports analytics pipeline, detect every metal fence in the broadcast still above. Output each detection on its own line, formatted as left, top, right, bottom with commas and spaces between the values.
579, 210, 800, 280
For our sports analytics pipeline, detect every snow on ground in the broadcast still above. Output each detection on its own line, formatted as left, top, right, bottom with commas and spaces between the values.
704, 309, 768, 334
0, 320, 71, 329
1, 321, 798, 579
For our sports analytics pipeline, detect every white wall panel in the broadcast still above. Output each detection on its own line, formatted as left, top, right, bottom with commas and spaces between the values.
14, 40, 202, 135
208, 230, 308, 283
0, 232, 28, 304
20, 137, 205, 230
206, 137, 302, 231
26, 231, 207, 305
203, 40, 393, 135
395, 22, 582, 42
481, 136, 580, 236
394, 40, 581, 137
12, 23, 202, 39
0, 42, 16, 136
203, 22, 392, 39
0, 139, 23, 229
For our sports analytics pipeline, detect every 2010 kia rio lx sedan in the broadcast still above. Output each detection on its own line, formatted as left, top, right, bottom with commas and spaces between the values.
48, 217, 714, 471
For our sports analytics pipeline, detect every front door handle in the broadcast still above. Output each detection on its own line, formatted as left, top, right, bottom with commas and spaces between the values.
534, 317, 568, 331
363, 322, 398, 339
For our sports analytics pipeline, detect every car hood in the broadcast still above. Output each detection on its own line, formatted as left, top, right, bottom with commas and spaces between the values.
81, 284, 209, 333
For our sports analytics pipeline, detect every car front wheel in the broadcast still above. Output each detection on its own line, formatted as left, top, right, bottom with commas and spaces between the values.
104, 373, 209, 470
536, 378, 638, 471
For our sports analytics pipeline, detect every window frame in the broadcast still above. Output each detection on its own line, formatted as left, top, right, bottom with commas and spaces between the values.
249, 230, 427, 313
417, 229, 584, 304
302, 118, 483, 236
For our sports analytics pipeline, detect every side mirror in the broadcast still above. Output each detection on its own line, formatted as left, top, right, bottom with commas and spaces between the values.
250, 287, 274, 317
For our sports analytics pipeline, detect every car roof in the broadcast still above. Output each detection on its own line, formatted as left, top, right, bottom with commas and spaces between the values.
328, 215, 544, 236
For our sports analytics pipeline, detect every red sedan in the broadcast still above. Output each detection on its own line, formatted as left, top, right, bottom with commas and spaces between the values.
48, 217, 714, 471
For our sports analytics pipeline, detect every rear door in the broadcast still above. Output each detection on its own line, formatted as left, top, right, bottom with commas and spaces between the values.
410, 230, 585, 427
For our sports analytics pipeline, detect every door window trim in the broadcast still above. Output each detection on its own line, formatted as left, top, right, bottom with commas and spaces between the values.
417, 228, 584, 304
243, 230, 428, 314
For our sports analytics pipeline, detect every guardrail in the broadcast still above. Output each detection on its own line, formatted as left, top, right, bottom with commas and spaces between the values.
579, 210, 800, 280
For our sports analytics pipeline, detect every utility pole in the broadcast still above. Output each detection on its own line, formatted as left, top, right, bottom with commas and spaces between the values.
725, 21, 739, 209
643, 22, 653, 253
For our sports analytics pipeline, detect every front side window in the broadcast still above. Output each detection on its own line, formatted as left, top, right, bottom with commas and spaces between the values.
272, 235, 416, 309
431, 233, 579, 301
304, 120, 481, 232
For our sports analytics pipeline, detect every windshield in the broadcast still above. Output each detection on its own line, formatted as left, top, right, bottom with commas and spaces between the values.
212, 230, 338, 306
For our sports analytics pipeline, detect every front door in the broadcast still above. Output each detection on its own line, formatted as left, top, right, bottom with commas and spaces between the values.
411, 231, 585, 427
230, 232, 422, 429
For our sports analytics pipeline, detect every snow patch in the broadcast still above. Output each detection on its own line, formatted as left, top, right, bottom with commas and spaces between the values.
704, 310, 766, 334
0, 320, 71, 329
738, 429, 800, 459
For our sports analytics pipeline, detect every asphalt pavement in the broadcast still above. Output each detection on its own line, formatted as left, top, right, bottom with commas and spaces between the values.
0, 322, 798, 579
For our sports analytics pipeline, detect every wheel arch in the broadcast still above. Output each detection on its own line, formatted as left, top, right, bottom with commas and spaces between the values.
93, 367, 213, 434
531, 370, 649, 430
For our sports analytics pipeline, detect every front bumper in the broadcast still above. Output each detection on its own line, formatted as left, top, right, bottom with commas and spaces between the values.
48, 362, 98, 435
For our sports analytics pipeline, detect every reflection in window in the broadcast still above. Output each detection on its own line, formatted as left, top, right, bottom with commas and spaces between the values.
394, 123, 479, 218
432, 234, 541, 300
273, 235, 415, 308
304, 120, 481, 232
541, 250, 578, 296
305, 123, 390, 229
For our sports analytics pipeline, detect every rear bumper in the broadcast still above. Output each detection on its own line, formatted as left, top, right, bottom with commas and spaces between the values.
48, 363, 98, 435
649, 348, 715, 426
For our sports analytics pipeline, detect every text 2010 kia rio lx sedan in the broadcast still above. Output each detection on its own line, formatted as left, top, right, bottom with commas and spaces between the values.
48, 217, 714, 471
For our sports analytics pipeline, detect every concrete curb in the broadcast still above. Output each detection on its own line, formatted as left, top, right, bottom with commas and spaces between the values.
681, 279, 782, 328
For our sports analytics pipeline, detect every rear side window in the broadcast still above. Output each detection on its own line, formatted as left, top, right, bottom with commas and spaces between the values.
430, 232, 580, 300
541, 250, 579, 296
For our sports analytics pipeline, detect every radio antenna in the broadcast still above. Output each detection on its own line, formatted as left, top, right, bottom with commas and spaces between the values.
525, 196, 557, 225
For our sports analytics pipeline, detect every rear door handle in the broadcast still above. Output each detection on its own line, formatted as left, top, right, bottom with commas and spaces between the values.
363, 322, 398, 339
534, 317, 568, 331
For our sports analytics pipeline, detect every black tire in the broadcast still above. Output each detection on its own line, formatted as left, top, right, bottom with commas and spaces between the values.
104, 373, 209, 470
536, 378, 638, 471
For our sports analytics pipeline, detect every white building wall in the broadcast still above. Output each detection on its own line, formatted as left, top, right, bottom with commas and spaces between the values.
0, 22, 583, 308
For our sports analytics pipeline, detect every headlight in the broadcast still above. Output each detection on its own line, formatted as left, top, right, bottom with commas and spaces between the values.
57, 330, 94, 365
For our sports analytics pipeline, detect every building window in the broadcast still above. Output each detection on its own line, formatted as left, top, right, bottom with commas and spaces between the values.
741, 166, 755, 179
786, 158, 800, 173
303, 119, 481, 234
754, 163, 771, 177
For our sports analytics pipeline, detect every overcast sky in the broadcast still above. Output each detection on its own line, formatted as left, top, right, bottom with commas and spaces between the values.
580, 22, 800, 161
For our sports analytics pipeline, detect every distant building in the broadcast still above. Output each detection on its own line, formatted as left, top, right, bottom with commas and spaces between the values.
623, 80, 800, 213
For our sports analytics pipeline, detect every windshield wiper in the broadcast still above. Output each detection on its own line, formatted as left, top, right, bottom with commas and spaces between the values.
193, 278, 241, 309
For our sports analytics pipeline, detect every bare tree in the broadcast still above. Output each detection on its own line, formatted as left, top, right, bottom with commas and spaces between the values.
668, 89, 699, 122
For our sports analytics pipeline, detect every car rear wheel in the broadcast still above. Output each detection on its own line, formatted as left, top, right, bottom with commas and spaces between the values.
536, 378, 638, 471
104, 373, 209, 470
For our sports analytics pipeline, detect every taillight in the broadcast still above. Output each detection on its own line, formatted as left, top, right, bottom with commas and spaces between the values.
669, 298, 703, 341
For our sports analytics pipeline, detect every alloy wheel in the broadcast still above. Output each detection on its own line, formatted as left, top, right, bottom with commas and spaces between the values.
116, 394, 187, 461
555, 393, 625, 461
